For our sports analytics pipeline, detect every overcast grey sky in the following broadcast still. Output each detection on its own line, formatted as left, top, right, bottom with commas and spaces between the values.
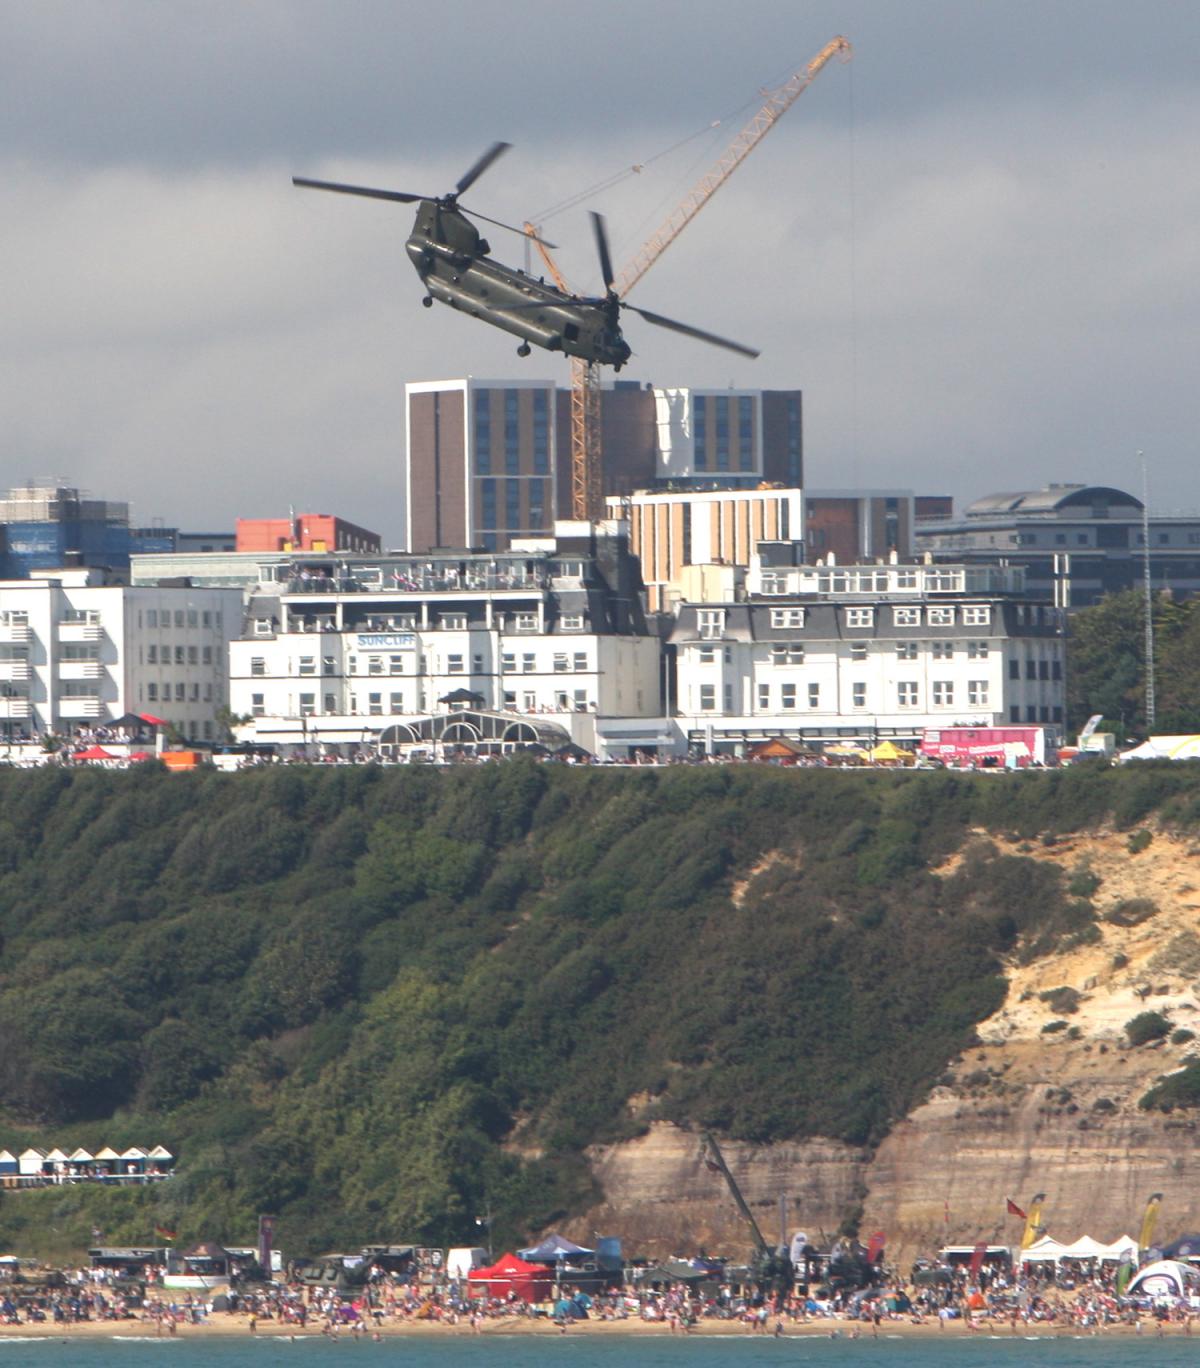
4, 0, 1198, 544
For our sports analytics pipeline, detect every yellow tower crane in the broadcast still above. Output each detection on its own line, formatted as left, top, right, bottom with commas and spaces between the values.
527, 34, 852, 520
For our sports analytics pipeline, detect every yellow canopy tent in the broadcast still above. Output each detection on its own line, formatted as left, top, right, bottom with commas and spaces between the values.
870, 740, 908, 764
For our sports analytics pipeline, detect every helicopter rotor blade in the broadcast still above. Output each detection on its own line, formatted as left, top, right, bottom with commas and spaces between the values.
292, 177, 423, 204
590, 211, 615, 293
623, 303, 760, 359
456, 141, 511, 197
461, 206, 555, 248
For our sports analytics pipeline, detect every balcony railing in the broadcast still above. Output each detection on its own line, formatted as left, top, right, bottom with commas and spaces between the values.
0, 623, 30, 644
285, 570, 550, 595
58, 697, 103, 719
58, 622, 103, 643
59, 660, 103, 680
0, 699, 30, 719
0, 661, 29, 682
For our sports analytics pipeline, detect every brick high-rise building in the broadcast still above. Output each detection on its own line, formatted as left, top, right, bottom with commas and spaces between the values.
405, 377, 803, 553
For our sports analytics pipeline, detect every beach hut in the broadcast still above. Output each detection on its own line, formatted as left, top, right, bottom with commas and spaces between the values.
147, 1145, 174, 1176
93, 1146, 121, 1178
18, 1149, 46, 1177
120, 1146, 148, 1177
0, 1151, 17, 1176
468, 1253, 554, 1304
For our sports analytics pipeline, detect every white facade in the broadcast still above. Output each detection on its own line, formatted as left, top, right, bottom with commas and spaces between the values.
671, 560, 1066, 752
0, 571, 241, 742
228, 529, 661, 752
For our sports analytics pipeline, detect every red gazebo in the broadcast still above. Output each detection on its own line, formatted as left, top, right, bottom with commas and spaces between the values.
467, 1252, 554, 1303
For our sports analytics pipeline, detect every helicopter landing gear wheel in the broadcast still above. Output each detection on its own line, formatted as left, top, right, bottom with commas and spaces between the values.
422, 296, 433, 308
517, 343, 531, 357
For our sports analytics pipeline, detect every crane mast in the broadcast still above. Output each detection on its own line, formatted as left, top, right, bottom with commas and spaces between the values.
615, 35, 851, 300
525, 35, 852, 520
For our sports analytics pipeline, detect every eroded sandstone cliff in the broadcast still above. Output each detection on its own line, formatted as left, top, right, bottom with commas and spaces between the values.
571, 825, 1200, 1266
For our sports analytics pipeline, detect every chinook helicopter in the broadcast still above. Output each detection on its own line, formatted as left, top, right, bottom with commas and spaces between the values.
293, 142, 758, 369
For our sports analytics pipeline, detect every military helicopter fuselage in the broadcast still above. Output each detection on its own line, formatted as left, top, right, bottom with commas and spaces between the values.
404, 199, 632, 369
294, 143, 755, 368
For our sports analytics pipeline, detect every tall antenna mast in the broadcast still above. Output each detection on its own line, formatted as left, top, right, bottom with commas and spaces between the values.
1141, 451, 1156, 730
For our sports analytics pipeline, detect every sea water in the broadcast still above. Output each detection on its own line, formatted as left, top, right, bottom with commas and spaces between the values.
0, 1337, 1198, 1368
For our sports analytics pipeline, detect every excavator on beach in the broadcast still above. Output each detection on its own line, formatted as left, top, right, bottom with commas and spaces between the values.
699, 1131, 794, 1297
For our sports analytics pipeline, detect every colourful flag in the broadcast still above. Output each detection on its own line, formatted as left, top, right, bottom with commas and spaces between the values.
1006, 1197, 1026, 1219
1139, 1193, 1163, 1252
866, 1231, 886, 1263
155, 1224, 177, 1242
1020, 1194, 1046, 1250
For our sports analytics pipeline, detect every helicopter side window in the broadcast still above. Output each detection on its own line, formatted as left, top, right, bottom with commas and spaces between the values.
563, 323, 580, 342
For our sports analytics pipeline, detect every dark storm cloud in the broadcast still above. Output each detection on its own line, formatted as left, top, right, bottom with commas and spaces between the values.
2, 0, 1199, 541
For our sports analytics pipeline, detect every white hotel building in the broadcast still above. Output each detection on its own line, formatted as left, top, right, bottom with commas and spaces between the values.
0, 570, 241, 743
227, 523, 663, 755
671, 551, 1066, 753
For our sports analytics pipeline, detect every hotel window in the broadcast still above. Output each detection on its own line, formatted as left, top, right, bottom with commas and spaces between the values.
852, 682, 866, 709
715, 395, 729, 471
533, 389, 549, 474
895, 571, 918, 589
204, 683, 212, 702
174, 645, 185, 665
447, 654, 465, 674
737, 395, 754, 470
147, 610, 158, 628
368, 693, 383, 715
190, 683, 199, 701
698, 646, 716, 663
573, 652, 588, 672
757, 682, 770, 710
147, 682, 158, 702
553, 653, 570, 673
770, 608, 805, 629
759, 572, 787, 595
770, 643, 804, 665
475, 390, 491, 473
850, 642, 867, 662
473, 653, 484, 674
501, 652, 516, 672
697, 609, 726, 639
967, 641, 989, 659
894, 607, 920, 626
298, 656, 316, 675
202, 645, 213, 665
896, 642, 917, 660
897, 681, 918, 707
250, 657, 266, 676
202, 611, 211, 628
699, 683, 716, 711
845, 607, 874, 629
148, 644, 158, 664
561, 614, 584, 631
1009, 659, 1020, 680
175, 682, 185, 701
389, 692, 403, 712
506, 479, 521, 529
503, 690, 516, 708
575, 689, 589, 711
368, 656, 385, 675
692, 396, 707, 469
441, 613, 467, 630
504, 390, 519, 474
1026, 658, 1037, 679
933, 680, 954, 706
515, 612, 538, 631
962, 605, 991, 625
481, 478, 497, 529
781, 683, 797, 710
927, 606, 954, 625
932, 641, 953, 659
968, 680, 989, 706
299, 693, 315, 717
522, 653, 535, 673
187, 610, 198, 628
251, 692, 264, 716
808, 682, 820, 708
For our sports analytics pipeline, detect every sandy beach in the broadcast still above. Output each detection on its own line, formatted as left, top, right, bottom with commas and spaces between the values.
0, 1312, 1189, 1341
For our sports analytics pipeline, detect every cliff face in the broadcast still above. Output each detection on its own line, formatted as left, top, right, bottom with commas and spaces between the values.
573, 826, 1200, 1266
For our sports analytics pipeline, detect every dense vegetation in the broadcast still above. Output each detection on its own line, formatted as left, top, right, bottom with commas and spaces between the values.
0, 761, 1197, 1260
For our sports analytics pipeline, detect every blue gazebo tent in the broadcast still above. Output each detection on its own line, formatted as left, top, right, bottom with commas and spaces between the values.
518, 1234, 594, 1263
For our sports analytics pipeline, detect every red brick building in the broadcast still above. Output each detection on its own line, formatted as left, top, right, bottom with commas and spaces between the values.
235, 514, 381, 554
